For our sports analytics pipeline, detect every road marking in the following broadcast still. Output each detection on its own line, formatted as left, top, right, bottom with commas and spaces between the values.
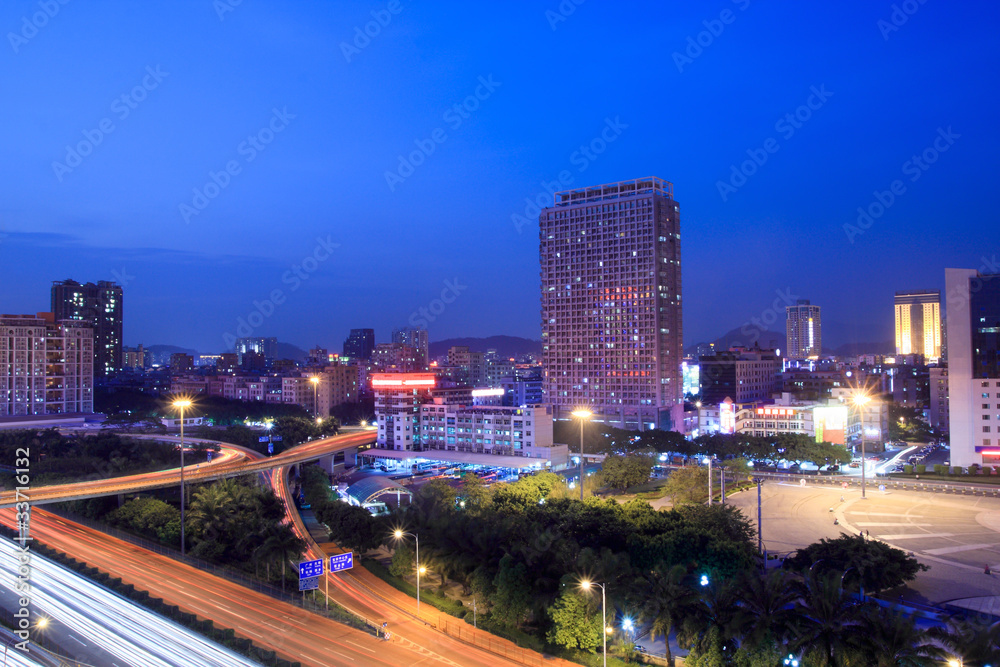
847, 512, 924, 518
880, 532, 955, 540
346, 640, 376, 652
67, 634, 87, 646
924, 543, 1000, 556
855, 522, 933, 527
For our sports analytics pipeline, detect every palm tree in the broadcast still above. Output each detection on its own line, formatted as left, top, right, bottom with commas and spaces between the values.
680, 576, 741, 664
734, 568, 797, 653
931, 616, 1000, 666
255, 523, 306, 593
789, 570, 866, 666
641, 564, 698, 667
856, 605, 943, 667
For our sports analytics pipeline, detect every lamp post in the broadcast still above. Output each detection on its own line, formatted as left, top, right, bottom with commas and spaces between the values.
853, 393, 872, 499
705, 456, 713, 505
694, 400, 702, 437
393, 530, 421, 615
571, 409, 592, 501
172, 398, 193, 555
580, 579, 607, 667
310, 376, 320, 417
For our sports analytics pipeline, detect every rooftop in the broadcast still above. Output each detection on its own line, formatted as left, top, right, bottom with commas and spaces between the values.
553, 177, 673, 207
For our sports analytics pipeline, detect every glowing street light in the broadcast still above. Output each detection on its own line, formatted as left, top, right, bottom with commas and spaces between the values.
783, 654, 800, 667
699, 574, 710, 587
579, 579, 607, 667
571, 409, 592, 501
393, 530, 421, 615
309, 375, 320, 417
172, 397, 193, 555
853, 391, 872, 499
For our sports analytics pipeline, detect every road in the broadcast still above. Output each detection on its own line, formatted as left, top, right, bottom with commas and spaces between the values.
726, 480, 1000, 611
0, 534, 259, 667
0, 431, 375, 508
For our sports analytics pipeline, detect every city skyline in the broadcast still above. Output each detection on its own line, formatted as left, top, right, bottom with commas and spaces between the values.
2, 2, 997, 353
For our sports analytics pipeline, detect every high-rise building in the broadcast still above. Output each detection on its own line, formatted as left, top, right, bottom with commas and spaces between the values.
945, 268, 1000, 466
539, 177, 683, 431
929, 366, 949, 432
786, 300, 821, 360
343, 328, 375, 361
234, 337, 277, 365
50, 279, 122, 377
392, 328, 429, 367
0, 313, 94, 416
699, 348, 781, 405
894, 290, 942, 362
123, 344, 146, 370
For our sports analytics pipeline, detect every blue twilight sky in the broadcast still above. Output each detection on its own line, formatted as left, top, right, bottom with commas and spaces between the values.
1, 0, 998, 353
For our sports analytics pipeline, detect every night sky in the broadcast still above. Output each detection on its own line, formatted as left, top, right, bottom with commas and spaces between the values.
2, 0, 997, 353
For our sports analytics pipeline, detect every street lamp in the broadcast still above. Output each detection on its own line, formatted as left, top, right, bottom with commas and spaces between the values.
571, 409, 592, 501
853, 392, 872, 499
393, 530, 421, 615
172, 398, 193, 555
580, 579, 607, 667
947, 659, 962, 667
704, 456, 713, 506
309, 376, 320, 417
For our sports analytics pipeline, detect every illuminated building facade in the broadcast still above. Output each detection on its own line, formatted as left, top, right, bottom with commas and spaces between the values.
50, 279, 122, 377
786, 299, 821, 360
416, 402, 554, 458
539, 177, 683, 431
894, 290, 941, 362
343, 328, 375, 361
372, 372, 436, 450
946, 268, 1000, 466
699, 348, 781, 404
0, 313, 94, 416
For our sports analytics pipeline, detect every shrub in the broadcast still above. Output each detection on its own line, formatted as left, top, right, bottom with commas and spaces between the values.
915, 464, 926, 474
952, 466, 964, 475
903, 464, 913, 474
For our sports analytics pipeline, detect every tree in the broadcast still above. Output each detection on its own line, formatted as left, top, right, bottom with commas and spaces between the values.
389, 541, 415, 578
546, 587, 603, 651
931, 616, 1000, 667
857, 605, 944, 667
491, 554, 531, 628
273, 416, 321, 447
601, 454, 654, 492
734, 569, 797, 654
785, 535, 927, 594
662, 466, 709, 505
641, 563, 698, 667
788, 571, 866, 666
458, 473, 492, 513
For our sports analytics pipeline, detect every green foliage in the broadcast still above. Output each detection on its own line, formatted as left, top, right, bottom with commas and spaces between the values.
491, 554, 532, 628
546, 588, 602, 651
107, 497, 181, 546
301, 465, 389, 552
389, 541, 414, 577
915, 464, 926, 473
903, 464, 913, 474
786, 535, 928, 593
661, 465, 709, 505
600, 453, 654, 492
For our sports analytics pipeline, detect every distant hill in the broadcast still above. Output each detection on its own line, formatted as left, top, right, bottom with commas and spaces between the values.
685, 327, 786, 357
429, 336, 542, 360
276, 342, 308, 362
829, 340, 895, 357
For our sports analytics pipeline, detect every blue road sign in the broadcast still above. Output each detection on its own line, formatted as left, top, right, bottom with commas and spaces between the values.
207, 451, 212, 462
299, 558, 323, 579
299, 576, 320, 591
330, 552, 354, 573
267, 442, 273, 455
259, 436, 269, 443
272, 436, 282, 442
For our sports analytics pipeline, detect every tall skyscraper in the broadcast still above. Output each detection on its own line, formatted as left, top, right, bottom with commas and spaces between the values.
343, 328, 375, 361
50, 279, 122, 377
786, 300, 821, 359
894, 290, 942, 361
392, 327, 429, 366
945, 268, 1000, 467
0, 313, 94, 416
234, 336, 277, 365
539, 177, 683, 431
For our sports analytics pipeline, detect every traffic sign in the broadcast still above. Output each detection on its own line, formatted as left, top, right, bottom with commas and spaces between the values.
299, 558, 323, 579
259, 436, 269, 443
272, 436, 282, 442
299, 576, 320, 591
268, 442, 273, 455
330, 552, 354, 573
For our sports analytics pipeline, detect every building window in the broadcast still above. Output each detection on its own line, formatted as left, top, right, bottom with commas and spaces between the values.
985, 426, 992, 433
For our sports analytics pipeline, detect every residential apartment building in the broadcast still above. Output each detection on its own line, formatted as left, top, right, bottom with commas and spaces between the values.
373, 372, 436, 450
1, 313, 94, 416
539, 177, 683, 431
699, 348, 781, 405
786, 300, 821, 360
343, 328, 375, 361
929, 366, 949, 432
392, 328, 429, 367
50, 279, 122, 377
234, 337, 277, 365
895, 290, 942, 362
945, 268, 1000, 466
416, 403, 555, 460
